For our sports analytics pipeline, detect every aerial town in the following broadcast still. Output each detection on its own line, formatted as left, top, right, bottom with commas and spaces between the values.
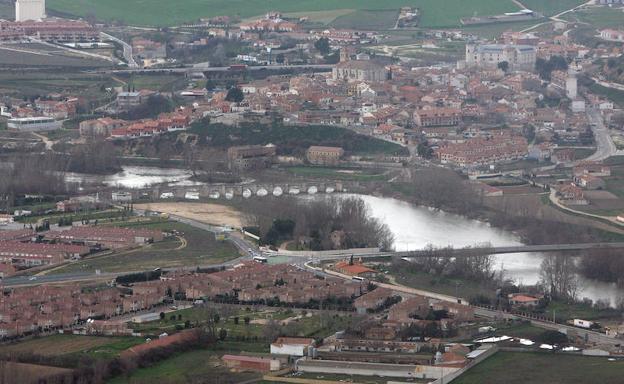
0, 0, 624, 383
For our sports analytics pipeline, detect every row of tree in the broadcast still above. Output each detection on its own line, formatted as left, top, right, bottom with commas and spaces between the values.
239, 196, 394, 251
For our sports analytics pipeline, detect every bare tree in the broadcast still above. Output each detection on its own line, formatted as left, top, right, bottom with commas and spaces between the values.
262, 319, 282, 342
540, 254, 578, 301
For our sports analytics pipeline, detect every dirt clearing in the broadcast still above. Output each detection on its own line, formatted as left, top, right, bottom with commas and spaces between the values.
135, 202, 245, 228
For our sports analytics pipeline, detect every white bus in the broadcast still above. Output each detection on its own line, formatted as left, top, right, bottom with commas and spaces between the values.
253, 256, 268, 264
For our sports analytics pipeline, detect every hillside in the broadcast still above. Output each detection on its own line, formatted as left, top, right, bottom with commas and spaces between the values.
48, 0, 519, 28
190, 121, 409, 157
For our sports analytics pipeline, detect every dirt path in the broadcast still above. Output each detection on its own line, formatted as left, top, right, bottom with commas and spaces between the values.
135, 202, 245, 228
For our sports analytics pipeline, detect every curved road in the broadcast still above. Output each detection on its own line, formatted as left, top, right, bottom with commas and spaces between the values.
100, 32, 139, 68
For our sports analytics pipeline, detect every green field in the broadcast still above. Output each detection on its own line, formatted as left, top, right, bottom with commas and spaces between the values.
330, 9, 399, 30
590, 83, 624, 108
454, 352, 624, 384
1, 334, 143, 360
48, 0, 519, 28
562, 6, 624, 28
0, 72, 117, 100
107, 341, 265, 384
191, 122, 409, 157
49, 220, 240, 274
130, 306, 353, 341
519, 0, 585, 16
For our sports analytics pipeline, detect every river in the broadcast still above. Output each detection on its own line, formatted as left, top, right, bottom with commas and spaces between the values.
354, 194, 622, 307
67, 166, 623, 305
65, 166, 199, 189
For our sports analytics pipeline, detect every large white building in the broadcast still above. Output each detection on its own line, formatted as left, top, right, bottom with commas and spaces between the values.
332, 57, 388, 82
15, 0, 46, 22
465, 43, 536, 71
7, 116, 61, 132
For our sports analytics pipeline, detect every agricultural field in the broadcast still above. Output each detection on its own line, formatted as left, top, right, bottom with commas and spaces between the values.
519, 0, 585, 16
0, 43, 112, 68
454, 352, 624, 384
49, 220, 240, 274
459, 19, 545, 39
330, 9, 399, 30
1, 334, 143, 359
0, 71, 118, 101
107, 342, 265, 384
48, 0, 519, 28
561, 6, 624, 29
117, 74, 188, 92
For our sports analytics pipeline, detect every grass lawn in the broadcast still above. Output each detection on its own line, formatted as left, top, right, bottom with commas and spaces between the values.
130, 306, 353, 341
120, 74, 187, 92
572, 147, 597, 160
454, 352, 624, 384
43, 128, 80, 140
48, 0, 519, 28
107, 341, 265, 384
1, 334, 143, 359
492, 322, 546, 340
286, 166, 388, 182
50, 220, 240, 274
544, 300, 622, 322
604, 165, 624, 199
390, 267, 495, 303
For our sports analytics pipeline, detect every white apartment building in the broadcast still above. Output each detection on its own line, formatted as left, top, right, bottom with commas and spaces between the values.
15, 0, 46, 22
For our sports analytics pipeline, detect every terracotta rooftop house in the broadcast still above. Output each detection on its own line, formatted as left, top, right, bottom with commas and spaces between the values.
120, 330, 199, 359
46, 226, 163, 248
334, 261, 377, 277
353, 287, 394, 314
222, 355, 281, 372
508, 293, 541, 307
0, 229, 35, 242
0, 241, 89, 267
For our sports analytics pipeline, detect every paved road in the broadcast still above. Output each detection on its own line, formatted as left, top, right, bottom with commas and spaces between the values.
100, 32, 139, 68
585, 107, 619, 162
281, 242, 624, 262
474, 307, 622, 347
